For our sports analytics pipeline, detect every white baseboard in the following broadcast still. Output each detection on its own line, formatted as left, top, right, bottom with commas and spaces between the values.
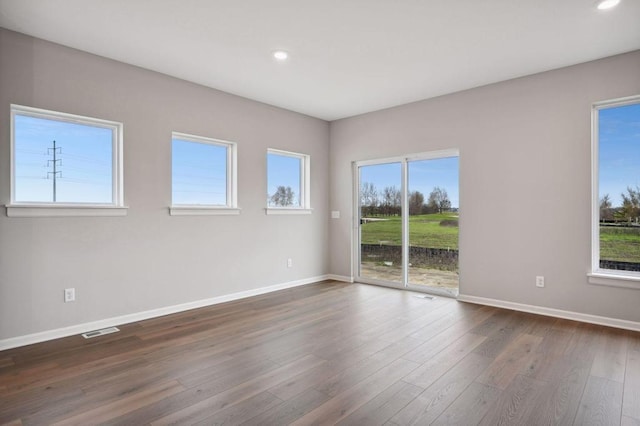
0, 275, 329, 351
458, 294, 640, 332
327, 274, 354, 283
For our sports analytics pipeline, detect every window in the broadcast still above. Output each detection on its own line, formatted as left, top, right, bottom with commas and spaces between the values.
590, 95, 640, 286
8, 105, 125, 217
266, 149, 311, 214
170, 132, 238, 216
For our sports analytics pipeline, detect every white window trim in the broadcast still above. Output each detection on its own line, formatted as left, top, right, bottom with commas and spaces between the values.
265, 208, 313, 215
588, 271, 640, 288
589, 94, 640, 288
170, 132, 239, 216
169, 206, 241, 216
6, 204, 128, 217
6, 104, 126, 218
266, 148, 311, 214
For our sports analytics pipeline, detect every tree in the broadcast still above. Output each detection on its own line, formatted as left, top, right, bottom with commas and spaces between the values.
620, 186, 640, 224
381, 185, 401, 216
270, 186, 295, 206
408, 191, 424, 216
599, 194, 613, 222
391, 186, 401, 207
360, 182, 379, 216
427, 187, 451, 214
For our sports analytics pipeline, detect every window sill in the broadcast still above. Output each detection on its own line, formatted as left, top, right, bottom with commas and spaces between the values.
587, 271, 640, 289
265, 208, 313, 215
169, 206, 241, 216
6, 204, 128, 218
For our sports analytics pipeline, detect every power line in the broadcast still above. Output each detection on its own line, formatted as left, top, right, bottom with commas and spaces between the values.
47, 140, 61, 202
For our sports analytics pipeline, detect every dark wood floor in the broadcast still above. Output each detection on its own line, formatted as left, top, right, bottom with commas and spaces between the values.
1, 281, 639, 425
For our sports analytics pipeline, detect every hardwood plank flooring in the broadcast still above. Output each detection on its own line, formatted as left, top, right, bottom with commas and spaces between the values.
1, 281, 639, 425
574, 376, 623, 426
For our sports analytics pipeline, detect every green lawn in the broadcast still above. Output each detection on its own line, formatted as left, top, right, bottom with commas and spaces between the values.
361, 215, 640, 264
361, 213, 459, 250
600, 226, 640, 263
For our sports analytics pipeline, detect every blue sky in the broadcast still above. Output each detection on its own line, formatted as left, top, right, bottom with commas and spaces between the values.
15, 114, 306, 207
267, 153, 301, 206
172, 138, 227, 205
599, 102, 640, 206
14, 114, 112, 203
360, 156, 459, 208
25, 101, 638, 211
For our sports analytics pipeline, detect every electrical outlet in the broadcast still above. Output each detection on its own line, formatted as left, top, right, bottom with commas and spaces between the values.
535, 276, 545, 288
287, 258, 293, 268
64, 288, 76, 302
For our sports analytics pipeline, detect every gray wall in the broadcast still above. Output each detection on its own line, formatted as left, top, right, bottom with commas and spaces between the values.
330, 50, 640, 322
2, 27, 639, 342
0, 29, 330, 340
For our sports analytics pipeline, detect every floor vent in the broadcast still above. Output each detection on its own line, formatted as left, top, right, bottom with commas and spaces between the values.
413, 294, 436, 300
82, 326, 120, 339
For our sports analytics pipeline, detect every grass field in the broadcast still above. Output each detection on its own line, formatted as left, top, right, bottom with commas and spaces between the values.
360, 214, 640, 264
361, 213, 459, 250
600, 226, 640, 263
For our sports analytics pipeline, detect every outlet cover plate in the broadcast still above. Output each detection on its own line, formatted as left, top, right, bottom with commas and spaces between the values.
64, 288, 76, 302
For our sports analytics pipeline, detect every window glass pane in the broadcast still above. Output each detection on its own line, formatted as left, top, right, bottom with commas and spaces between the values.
408, 156, 459, 296
267, 153, 301, 207
14, 114, 113, 203
598, 102, 640, 272
172, 138, 227, 205
359, 162, 403, 283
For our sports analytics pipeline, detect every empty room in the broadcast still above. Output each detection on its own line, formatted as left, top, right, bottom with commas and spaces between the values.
1, 0, 640, 424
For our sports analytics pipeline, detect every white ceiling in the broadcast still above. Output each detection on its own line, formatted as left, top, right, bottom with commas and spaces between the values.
1, 0, 639, 121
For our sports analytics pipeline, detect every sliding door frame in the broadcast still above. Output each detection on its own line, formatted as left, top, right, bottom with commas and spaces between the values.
353, 149, 460, 295
352, 157, 406, 290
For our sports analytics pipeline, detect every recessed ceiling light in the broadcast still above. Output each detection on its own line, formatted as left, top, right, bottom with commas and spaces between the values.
273, 50, 289, 61
596, 0, 620, 10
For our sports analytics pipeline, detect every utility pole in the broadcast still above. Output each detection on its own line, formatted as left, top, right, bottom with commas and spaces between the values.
47, 140, 62, 202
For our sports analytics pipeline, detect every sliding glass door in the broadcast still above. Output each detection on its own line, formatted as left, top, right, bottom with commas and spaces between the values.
358, 162, 404, 286
355, 151, 459, 296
